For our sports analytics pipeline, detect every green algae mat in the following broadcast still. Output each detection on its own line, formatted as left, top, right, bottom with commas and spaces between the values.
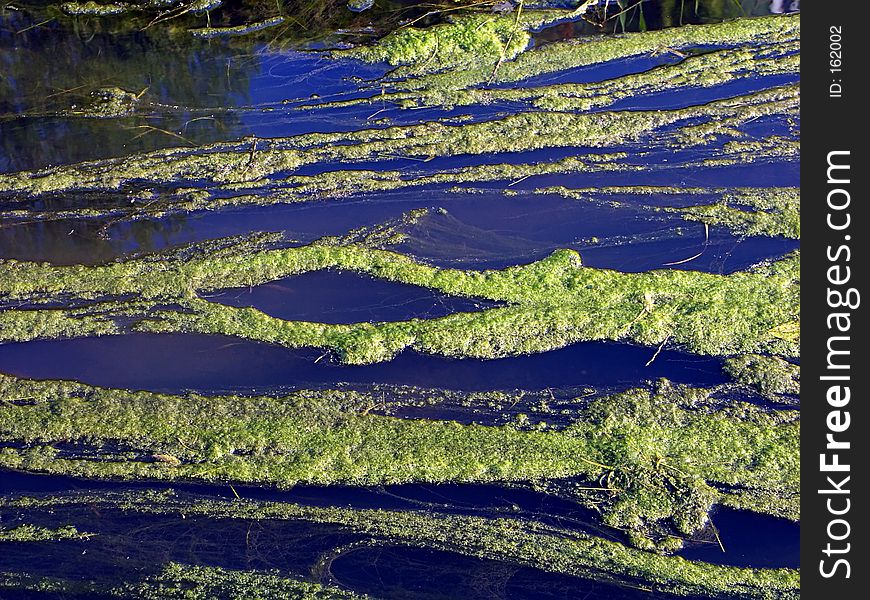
0, 2, 800, 599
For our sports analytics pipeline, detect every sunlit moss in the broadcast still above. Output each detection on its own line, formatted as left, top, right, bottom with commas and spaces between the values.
0, 374, 798, 547
60, 1, 131, 16
0, 227, 799, 360
665, 188, 800, 239
0, 524, 87, 542
340, 10, 561, 74
0, 86, 797, 199
327, 42, 798, 111
724, 354, 800, 397
383, 13, 798, 94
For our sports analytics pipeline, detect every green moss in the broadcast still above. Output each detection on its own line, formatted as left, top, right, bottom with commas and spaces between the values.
60, 1, 131, 16
724, 354, 800, 397
0, 563, 368, 599
0, 373, 798, 546
0, 524, 87, 542
666, 189, 800, 239
1, 490, 799, 599
328, 42, 798, 111
534, 185, 800, 239
340, 10, 569, 75
0, 86, 797, 199
384, 14, 798, 94
120, 563, 369, 599
0, 303, 121, 343
0, 226, 800, 359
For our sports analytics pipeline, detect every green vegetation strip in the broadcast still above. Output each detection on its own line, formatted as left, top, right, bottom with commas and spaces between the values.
0, 523, 87, 542
724, 354, 800, 398
327, 41, 798, 111
0, 227, 799, 360
352, 13, 799, 93
0, 85, 797, 199
0, 373, 798, 547
1, 489, 799, 599
539, 187, 800, 239
1, 563, 369, 599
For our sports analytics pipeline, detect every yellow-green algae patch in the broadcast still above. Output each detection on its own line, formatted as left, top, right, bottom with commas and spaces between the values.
323, 41, 798, 111
374, 14, 799, 94
1, 489, 799, 599
0, 374, 798, 548
537, 186, 800, 239
0, 523, 87, 542
0, 229, 799, 359
338, 10, 573, 75
724, 354, 800, 397
0, 86, 797, 198
666, 188, 800, 239
1, 563, 369, 599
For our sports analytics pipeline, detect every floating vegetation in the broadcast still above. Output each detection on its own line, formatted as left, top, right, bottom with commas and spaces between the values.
0, 373, 798, 549
361, 13, 799, 96
0, 224, 799, 360
327, 40, 798, 111
189, 16, 287, 38
338, 9, 574, 75
60, 2, 132, 16
0, 524, 88, 542
0, 86, 797, 202
666, 189, 800, 239
0, 489, 799, 599
724, 354, 800, 398
0, 563, 368, 599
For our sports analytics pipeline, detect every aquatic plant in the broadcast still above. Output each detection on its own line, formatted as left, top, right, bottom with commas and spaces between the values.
1, 562, 369, 599
0, 223, 799, 360
0, 524, 87, 542
724, 354, 800, 397
0, 373, 798, 548
0, 489, 800, 598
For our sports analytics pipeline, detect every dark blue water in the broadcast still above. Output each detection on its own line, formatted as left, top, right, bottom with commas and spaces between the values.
1, 186, 798, 274
0, 470, 799, 571
206, 270, 503, 323
0, 334, 726, 394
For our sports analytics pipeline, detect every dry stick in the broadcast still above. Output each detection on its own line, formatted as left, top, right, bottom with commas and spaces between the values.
662, 222, 709, 266
709, 515, 727, 553
644, 334, 671, 367
488, 0, 524, 84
